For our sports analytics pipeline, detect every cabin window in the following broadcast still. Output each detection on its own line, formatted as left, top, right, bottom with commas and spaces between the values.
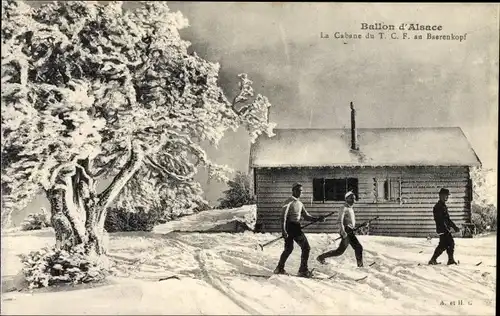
375, 178, 401, 202
313, 178, 359, 202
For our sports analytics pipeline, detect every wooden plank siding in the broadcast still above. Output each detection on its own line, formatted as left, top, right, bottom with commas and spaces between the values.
254, 166, 472, 238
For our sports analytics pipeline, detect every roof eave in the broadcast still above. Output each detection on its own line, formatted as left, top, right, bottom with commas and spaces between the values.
250, 162, 482, 168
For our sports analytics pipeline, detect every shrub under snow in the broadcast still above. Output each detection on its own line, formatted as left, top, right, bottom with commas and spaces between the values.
20, 208, 51, 231
471, 202, 497, 234
105, 207, 162, 233
19, 245, 108, 289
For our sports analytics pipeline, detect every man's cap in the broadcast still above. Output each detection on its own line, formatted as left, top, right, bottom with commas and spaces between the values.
439, 188, 450, 195
292, 182, 302, 190
345, 191, 355, 199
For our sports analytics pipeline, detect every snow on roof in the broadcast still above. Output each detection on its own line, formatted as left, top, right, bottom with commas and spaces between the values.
250, 127, 481, 168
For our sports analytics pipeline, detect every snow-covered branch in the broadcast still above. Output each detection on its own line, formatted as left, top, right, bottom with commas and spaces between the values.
231, 74, 254, 114
96, 142, 144, 211
145, 155, 196, 182
45, 160, 79, 190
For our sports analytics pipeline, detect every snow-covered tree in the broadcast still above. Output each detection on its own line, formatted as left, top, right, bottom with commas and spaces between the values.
1, 1, 275, 258
470, 166, 497, 233
218, 171, 255, 209
470, 167, 497, 207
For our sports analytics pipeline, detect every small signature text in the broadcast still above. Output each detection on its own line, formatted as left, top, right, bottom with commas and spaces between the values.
440, 299, 473, 306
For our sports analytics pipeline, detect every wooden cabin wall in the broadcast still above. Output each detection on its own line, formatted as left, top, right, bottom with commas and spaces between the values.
255, 166, 471, 238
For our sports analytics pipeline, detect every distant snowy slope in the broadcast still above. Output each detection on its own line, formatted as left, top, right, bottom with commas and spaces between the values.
153, 205, 257, 234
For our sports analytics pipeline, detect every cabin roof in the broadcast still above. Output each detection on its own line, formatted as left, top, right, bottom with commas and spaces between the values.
250, 127, 482, 168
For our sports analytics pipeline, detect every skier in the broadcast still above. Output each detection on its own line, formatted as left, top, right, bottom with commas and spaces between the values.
316, 191, 364, 267
274, 182, 325, 278
428, 188, 460, 265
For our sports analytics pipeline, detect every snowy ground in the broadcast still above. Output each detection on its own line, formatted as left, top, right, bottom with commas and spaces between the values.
1, 205, 496, 315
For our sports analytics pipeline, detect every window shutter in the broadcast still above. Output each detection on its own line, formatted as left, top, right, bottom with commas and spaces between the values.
389, 177, 402, 202
387, 179, 394, 201
375, 178, 385, 202
313, 178, 325, 202
347, 178, 359, 200
467, 178, 473, 201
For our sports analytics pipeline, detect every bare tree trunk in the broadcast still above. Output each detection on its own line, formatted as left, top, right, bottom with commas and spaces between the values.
48, 188, 77, 251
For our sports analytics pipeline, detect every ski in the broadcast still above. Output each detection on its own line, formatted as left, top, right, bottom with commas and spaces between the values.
241, 268, 330, 281
240, 273, 275, 279
446, 261, 495, 268
315, 261, 373, 281
404, 261, 492, 268
420, 262, 442, 266
354, 275, 368, 281
399, 262, 461, 267
241, 272, 329, 281
326, 270, 369, 282
158, 275, 181, 282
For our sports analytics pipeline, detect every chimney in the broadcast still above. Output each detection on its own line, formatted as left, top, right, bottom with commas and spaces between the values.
350, 102, 359, 150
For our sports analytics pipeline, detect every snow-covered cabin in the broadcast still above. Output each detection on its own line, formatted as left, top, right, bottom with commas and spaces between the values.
249, 105, 481, 237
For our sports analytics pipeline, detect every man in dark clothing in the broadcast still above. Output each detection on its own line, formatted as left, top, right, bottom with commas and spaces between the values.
429, 188, 460, 265
274, 183, 324, 278
316, 191, 364, 267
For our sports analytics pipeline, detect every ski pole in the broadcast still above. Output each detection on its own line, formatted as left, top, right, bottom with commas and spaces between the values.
331, 216, 380, 242
258, 211, 335, 251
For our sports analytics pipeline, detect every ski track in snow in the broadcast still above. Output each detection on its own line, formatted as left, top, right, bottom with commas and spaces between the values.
131, 231, 496, 315
179, 232, 491, 314
1, 217, 496, 315
168, 233, 259, 315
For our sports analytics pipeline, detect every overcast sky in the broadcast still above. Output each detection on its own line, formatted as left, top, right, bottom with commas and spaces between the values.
162, 2, 498, 202
19, 2, 499, 213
